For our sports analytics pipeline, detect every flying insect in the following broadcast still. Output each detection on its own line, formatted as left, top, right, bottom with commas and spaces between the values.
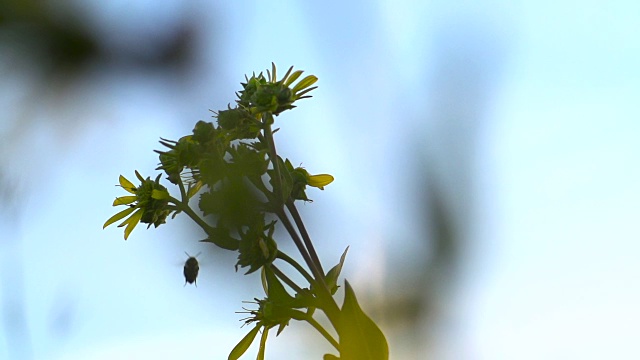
183, 252, 201, 286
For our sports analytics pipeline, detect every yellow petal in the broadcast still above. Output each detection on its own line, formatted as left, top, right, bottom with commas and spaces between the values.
122, 209, 143, 240
113, 196, 136, 206
119, 175, 136, 193
307, 174, 334, 190
117, 208, 140, 227
292, 75, 318, 93
103, 207, 135, 229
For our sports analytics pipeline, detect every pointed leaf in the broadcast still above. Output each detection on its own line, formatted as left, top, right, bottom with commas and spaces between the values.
134, 170, 145, 182
199, 227, 240, 251
228, 324, 261, 360
325, 247, 349, 295
338, 281, 389, 360
264, 267, 295, 304
280, 66, 294, 84
270, 62, 277, 83
295, 86, 318, 98
103, 207, 135, 229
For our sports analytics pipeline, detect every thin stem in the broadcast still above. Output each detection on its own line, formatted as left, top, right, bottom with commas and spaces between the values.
286, 201, 325, 275
276, 251, 315, 286
277, 209, 340, 327
306, 316, 339, 350
262, 121, 322, 285
270, 265, 303, 293
262, 115, 283, 207
168, 196, 215, 235
261, 113, 340, 328
177, 178, 188, 202
276, 209, 322, 285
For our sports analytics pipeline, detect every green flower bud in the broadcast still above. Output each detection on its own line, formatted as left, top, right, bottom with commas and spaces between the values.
103, 172, 173, 240
235, 219, 277, 274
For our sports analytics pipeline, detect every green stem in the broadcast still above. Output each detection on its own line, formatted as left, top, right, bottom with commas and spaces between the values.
276, 251, 315, 286
168, 196, 215, 234
262, 118, 321, 285
286, 200, 325, 275
262, 115, 284, 207
276, 208, 340, 328
271, 265, 303, 294
285, 202, 341, 323
276, 209, 323, 286
177, 177, 188, 202
306, 316, 339, 351
262, 112, 340, 328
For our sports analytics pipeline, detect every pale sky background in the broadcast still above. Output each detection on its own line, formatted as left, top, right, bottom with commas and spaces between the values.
1, 0, 639, 359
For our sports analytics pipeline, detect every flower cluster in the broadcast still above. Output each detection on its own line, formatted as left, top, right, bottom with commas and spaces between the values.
103, 64, 387, 360
103, 171, 172, 240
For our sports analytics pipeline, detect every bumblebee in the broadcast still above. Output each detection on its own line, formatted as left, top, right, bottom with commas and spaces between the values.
183, 252, 201, 286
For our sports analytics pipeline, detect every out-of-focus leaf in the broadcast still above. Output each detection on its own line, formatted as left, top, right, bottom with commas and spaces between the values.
324, 354, 340, 360
325, 247, 349, 295
337, 281, 389, 360
228, 324, 261, 360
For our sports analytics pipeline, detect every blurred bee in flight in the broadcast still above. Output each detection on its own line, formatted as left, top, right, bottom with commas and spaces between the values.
183, 252, 201, 286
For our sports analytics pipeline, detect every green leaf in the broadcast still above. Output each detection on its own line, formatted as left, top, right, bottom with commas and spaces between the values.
199, 226, 240, 251
270, 62, 277, 83
325, 247, 349, 295
337, 281, 389, 360
280, 66, 294, 84
228, 324, 261, 360
134, 170, 145, 182
264, 266, 294, 304
324, 355, 340, 360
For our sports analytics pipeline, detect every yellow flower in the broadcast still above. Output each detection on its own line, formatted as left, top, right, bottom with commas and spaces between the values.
103, 171, 171, 240
295, 167, 334, 190
306, 173, 334, 190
